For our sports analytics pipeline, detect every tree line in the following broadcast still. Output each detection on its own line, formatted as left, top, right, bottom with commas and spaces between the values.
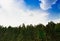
0, 21, 60, 41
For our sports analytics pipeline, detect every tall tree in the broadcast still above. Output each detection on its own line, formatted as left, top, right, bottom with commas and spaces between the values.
46, 21, 56, 41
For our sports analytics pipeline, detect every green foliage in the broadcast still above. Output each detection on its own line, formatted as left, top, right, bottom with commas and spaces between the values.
0, 22, 60, 41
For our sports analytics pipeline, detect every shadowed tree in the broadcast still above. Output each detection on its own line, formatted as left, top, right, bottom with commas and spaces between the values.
46, 21, 56, 41
0, 22, 60, 41
54, 23, 60, 41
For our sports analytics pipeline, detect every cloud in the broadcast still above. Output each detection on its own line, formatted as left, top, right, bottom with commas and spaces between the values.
39, 0, 57, 10
52, 18, 60, 23
0, 0, 49, 26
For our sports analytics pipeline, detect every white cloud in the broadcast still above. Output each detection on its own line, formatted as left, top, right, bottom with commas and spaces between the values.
48, 18, 60, 24
39, 0, 57, 10
53, 19, 60, 23
0, 0, 49, 26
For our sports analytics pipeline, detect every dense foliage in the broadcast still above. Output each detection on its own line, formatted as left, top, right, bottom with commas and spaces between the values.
0, 21, 60, 41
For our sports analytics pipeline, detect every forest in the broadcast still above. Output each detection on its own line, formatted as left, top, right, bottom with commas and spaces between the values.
0, 21, 60, 41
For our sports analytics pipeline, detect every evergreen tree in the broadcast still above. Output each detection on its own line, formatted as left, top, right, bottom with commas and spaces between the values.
0, 22, 60, 41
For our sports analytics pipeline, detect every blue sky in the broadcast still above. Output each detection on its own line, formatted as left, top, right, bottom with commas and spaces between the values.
24, 0, 60, 19
24, 0, 40, 9
0, 0, 60, 26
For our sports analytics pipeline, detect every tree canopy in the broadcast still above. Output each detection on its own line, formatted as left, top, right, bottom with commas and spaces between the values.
0, 21, 60, 41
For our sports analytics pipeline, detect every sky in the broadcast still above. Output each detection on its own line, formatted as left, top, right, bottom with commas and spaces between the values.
0, 0, 60, 26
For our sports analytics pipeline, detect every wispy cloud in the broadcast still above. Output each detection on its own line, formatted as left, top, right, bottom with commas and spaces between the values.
39, 0, 57, 10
